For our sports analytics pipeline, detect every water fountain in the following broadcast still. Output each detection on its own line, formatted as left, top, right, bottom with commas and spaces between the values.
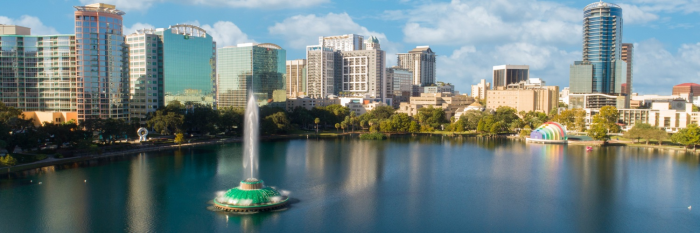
213, 94, 289, 212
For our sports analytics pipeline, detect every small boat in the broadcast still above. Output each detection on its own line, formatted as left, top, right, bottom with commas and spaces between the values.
586, 146, 593, 152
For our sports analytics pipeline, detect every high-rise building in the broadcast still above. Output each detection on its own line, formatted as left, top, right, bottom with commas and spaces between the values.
305, 46, 336, 98
217, 43, 286, 108
158, 25, 216, 107
581, 1, 624, 94
471, 79, 491, 100
126, 24, 216, 122
492, 65, 529, 88
386, 67, 412, 107
338, 36, 386, 100
319, 34, 364, 52
397, 46, 436, 86
569, 2, 629, 108
74, 3, 129, 121
0, 26, 77, 115
306, 35, 387, 101
126, 29, 161, 123
286, 59, 306, 99
621, 43, 633, 94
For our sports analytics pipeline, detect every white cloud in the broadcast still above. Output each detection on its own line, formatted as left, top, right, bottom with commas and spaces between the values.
268, 12, 401, 65
623, 0, 700, 14
618, 4, 660, 24
397, 0, 582, 46
123, 22, 155, 35
633, 39, 700, 94
0, 15, 59, 35
438, 43, 580, 94
189, 21, 255, 47
79, 0, 327, 11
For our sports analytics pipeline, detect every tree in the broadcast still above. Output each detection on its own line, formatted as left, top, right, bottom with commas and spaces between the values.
0, 154, 17, 167
314, 118, 320, 134
593, 106, 620, 133
490, 121, 504, 134
588, 123, 610, 142
477, 119, 485, 133
693, 105, 700, 112
671, 124, 700, 151
335, 123, 340, 132
409, 121, 419, 133
624, 123, 649, 143
174, 133, 185, 146
519, 125, 532, 138
340, 122, 347, 133
651, 129, 669, 146
416, 106, 447, 129
183, 104, 220, 136
262, 112, 291, 135
369, 105, 394, 120
147, 110, 184, 135
360, 120, 368, 131
219, 107, 244, 135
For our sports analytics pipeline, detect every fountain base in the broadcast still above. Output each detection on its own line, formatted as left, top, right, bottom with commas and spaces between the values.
213, 178, 289, 212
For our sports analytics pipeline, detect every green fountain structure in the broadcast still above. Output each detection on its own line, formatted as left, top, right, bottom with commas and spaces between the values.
213, 178, 289, 212
213, 94, 289, 213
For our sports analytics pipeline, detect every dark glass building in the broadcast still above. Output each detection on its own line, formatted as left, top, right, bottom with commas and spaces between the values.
581, 1, 625, 94
217, 43, 286, 108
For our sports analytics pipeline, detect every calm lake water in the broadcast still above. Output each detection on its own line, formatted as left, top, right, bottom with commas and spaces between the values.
1, 136, 699, 232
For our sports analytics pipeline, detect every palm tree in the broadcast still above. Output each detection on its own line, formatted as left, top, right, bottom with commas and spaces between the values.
314, 118, 320, 134
335, 123, 340, 132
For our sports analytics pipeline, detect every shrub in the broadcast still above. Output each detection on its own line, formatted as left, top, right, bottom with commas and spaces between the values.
359, 132, 387, 140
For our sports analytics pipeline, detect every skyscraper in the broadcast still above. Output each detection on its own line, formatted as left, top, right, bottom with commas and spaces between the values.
217, 43, 286, 108
126, 24, 216, 122
319, 34, 364, 52
126, 29, 161, 123
492, 65, 529, 88
0, 25, 77, 114
338, 36, 386, 100
621, 43, 633, 95
397, 46, 436, 86
305, 46, 336, 99
74, 3, 129, 121
286, 59, 306, 99
568, 1, 628, 109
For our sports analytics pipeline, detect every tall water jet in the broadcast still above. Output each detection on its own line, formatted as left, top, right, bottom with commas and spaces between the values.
243, 93, 259, 179
212, 93, 289, 213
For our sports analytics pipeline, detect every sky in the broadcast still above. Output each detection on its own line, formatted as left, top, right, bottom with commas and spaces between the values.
2, 0, 699, 95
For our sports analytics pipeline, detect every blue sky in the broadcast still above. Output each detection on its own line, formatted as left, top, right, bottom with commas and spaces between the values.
2, 0, 699, 95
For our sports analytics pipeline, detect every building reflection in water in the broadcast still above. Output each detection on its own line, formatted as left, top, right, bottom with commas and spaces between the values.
126, 153, 154, 233
38, 166, 89, 232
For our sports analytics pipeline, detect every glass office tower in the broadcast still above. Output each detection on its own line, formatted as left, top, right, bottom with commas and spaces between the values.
217, 43, 286, 108
582, 1, 624, 94
74, 3, 129, 120
0, 31, 77, 113
157, 24, 216, 106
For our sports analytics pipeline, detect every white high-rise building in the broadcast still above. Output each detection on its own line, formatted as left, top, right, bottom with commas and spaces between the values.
397, 46, 437, 86
339, 36, 386, 100
319, 34, 364, 52
306, 46, 336, 99
471, 79, 491, 100
126, 29, 161, 123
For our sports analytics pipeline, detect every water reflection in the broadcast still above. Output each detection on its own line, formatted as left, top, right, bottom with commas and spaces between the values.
0, 137, 698, 232
126, 154, 154, 232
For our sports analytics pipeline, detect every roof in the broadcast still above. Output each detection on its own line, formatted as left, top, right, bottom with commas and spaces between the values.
469, 102, 483, 107
674, 83, 700, 87
584, 1, 621, 11
409, 46, 433, 53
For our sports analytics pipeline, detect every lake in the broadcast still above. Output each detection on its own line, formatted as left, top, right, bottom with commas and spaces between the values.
1, 136, 698, 232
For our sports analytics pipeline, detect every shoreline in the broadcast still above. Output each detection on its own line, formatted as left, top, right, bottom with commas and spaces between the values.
3, 132, 697, 175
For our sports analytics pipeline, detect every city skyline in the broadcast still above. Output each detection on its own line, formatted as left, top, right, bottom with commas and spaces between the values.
0, 0, 698, 95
